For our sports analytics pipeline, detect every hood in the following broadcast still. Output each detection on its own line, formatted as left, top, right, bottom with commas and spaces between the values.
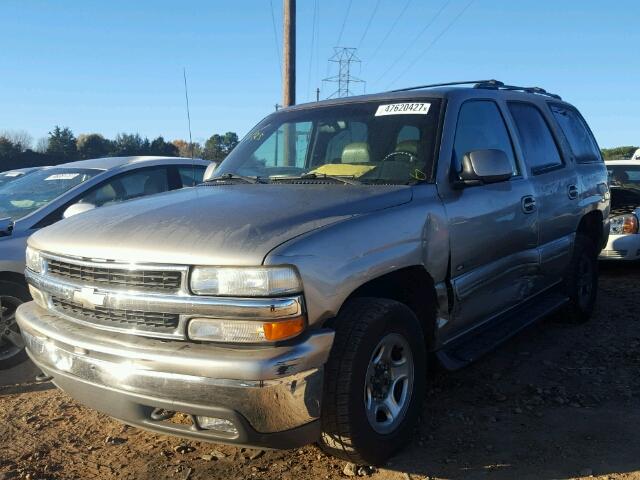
610, 186, 640, 215
29, 184, 412, 265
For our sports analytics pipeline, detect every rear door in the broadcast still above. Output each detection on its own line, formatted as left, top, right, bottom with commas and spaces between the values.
507, 102, 579, 286
440, 99, 539, 335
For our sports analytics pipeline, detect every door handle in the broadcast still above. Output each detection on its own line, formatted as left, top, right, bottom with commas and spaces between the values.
568, 184, 579, 200
521, 195, 536, 214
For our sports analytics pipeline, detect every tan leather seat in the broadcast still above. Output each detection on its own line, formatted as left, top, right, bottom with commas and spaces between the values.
341, 142, 371, 164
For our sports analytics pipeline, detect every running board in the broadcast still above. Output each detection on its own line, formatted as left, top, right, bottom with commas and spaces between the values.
436, 292, 569, 370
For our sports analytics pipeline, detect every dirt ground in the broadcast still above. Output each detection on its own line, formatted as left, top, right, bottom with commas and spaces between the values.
1, 263, 639, 480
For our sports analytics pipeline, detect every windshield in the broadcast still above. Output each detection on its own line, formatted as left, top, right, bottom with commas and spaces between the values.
0, 167, 101, 221
0, 171, 26, 187
608, 165, 640, 191
215, 99, 441, 185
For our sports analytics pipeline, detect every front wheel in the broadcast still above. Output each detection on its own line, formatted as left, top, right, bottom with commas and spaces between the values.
0, 280, 30, 370
319, 298, 426, 465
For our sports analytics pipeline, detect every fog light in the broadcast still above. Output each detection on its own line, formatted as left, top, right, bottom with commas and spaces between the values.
196, 416, 239, 436
29, 285, 47, 309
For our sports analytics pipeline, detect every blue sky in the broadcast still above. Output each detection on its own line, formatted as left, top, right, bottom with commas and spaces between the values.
0, 0, 638, 148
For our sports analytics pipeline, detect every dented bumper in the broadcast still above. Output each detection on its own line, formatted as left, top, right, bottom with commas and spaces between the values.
17, 301, 334, 448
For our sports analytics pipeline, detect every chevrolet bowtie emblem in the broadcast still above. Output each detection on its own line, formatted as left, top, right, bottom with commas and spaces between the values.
73, 287, 106, 310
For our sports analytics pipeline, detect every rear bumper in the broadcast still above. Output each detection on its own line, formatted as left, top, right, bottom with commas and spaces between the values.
599, 234, 640, 261
17, 301, 334, 449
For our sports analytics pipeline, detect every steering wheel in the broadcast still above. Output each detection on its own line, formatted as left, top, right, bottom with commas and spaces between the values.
380, 150, 417, 164
372, 150, 427, 182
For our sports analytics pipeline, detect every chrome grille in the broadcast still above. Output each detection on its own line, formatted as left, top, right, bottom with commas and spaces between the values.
52, 296, 180, 332
46, 258, 182, 292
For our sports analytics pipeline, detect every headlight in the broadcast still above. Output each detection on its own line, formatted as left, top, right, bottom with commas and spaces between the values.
188, 317, 305, 343
25, 246, 43, 273
610, 214, 639, 235
190, 266, 302, 296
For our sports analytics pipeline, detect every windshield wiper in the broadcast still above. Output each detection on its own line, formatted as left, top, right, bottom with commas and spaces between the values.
275, 172, 362, 186
204, 173, 268, 184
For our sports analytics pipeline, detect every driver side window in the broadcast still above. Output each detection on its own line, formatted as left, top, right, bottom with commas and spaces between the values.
453, 101, 519, 176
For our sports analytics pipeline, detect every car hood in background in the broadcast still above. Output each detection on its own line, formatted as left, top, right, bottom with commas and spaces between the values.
29, 184, 413, 265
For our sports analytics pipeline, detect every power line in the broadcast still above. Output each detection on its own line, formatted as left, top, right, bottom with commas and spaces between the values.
357, 0, 381, 50
306, 0, 319, 100
368, 0, 412, 61
387, 0, 477, 89
374, 0, 453, 84
269, 0, 282, 76
335, 0, 353, 47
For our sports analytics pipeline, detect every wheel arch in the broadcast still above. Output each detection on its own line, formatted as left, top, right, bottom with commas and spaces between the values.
328, 266, 439, 350
0, 271, 27, 287
576, 209, 604, 252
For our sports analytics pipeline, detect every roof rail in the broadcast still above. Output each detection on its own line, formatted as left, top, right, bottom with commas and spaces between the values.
390, 79, 562, 100
473, 80, 562, 100
390, 80, 497, 92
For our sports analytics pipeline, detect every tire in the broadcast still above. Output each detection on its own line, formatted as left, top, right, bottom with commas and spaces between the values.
0, 280, 30, 370
561, 234, 598, 323
319, 297, 427, 465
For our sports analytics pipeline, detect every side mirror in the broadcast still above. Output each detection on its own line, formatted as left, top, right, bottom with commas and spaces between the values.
203, 162, 219, 182
458, 149, 513, 186
63, 202, 96, 219
0, 217, 13, 237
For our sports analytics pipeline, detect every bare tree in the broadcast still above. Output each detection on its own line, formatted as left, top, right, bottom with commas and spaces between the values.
0, 130, 33, 151
35, 137, 49, 153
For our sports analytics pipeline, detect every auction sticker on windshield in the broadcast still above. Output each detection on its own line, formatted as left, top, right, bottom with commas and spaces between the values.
45, 173, 79, 181
375, 103, 431, 116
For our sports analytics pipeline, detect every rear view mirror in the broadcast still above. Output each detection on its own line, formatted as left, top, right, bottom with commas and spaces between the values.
63, 203, 96, 219
458, 149, 513, 186
203, 162, 219, 182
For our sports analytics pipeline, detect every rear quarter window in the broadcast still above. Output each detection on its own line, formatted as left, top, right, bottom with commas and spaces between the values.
549, 104, 602, 164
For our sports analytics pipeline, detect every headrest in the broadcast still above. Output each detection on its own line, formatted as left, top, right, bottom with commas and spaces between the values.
395, 140, 418, 155
341, 142, 370, 164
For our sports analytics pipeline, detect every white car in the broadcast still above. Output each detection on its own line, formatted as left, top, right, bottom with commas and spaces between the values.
600, 159, 640, 260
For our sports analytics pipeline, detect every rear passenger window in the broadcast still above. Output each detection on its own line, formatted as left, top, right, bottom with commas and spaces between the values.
549, 104, 602, 163
453, 100, 518, 175
508, 102, 563, 173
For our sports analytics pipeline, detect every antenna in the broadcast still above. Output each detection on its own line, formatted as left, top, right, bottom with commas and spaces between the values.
183, 67, 194, 160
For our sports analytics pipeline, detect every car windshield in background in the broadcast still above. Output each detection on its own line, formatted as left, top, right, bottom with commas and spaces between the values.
214, 99, 442, 185
0, 171, 25, 187
0, 168, 101, 221
608, 165, 640, 191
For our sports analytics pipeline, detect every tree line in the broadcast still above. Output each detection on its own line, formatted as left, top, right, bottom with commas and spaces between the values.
0, 127, 240, 171
600, 146, 639, 160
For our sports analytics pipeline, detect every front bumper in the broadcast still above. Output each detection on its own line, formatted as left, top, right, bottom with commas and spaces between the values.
17, 301, 334, 449
599, 233, 640, 261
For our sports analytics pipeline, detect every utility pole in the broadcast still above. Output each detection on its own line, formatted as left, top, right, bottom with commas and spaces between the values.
282, 0, 296, 107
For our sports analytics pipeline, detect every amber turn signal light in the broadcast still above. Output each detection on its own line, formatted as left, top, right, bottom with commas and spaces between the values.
263, 317, 306, 341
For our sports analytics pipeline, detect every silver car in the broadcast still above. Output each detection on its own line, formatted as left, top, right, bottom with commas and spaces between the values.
0, 156, 209, 368
17, 81, 609, 463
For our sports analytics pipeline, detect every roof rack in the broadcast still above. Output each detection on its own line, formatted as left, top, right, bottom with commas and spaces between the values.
390, 79, 562, 100
473, 80, 562, 100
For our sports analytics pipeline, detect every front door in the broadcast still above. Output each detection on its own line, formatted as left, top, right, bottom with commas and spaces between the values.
439, 99, 539, 337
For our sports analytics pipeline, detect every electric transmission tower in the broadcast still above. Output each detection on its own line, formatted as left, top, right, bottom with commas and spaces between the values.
322, 47, 366, 99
